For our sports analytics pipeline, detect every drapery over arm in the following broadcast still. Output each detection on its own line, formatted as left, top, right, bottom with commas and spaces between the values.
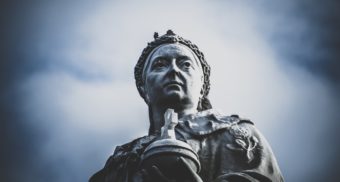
89, 136, 156, 182
213, 122, 284, 182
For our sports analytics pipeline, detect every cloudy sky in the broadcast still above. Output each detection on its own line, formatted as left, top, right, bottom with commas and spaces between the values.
1, 0, 339, 181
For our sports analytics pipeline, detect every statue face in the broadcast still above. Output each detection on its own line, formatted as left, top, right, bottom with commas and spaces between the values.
143, 44, 204, 109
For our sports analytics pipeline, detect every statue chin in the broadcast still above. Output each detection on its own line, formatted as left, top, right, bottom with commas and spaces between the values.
163, 90, 183, 99
140, 138, 201, 180
158, 94, 183, 107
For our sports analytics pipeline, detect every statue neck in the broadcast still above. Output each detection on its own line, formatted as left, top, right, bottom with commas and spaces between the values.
148, 104, 197, 135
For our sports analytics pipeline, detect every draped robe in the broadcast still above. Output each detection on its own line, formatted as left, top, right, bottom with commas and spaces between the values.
90, 109, 284, 182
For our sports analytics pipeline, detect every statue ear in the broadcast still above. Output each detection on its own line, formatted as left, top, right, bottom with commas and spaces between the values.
140, 86, 150, 104
201, 75, 205, 95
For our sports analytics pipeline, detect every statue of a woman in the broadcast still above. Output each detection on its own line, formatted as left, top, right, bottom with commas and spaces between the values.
90, 30, 284, 182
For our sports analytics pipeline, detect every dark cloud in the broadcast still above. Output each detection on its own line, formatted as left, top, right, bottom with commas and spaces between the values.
1, 2, 39, 181
264, 0, 340, 82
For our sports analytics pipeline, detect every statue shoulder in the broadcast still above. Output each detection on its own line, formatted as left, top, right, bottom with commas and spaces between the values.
177, 109, 254, 136
221, 118, 285, 182
215, 113, 254, 125
89, 135, 156, 182
113, 135, 156, 157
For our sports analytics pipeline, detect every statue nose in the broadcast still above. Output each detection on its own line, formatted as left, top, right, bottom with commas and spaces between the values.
168, 60, 181, 74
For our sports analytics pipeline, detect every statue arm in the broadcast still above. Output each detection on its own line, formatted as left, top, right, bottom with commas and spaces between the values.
89, 149, 129, 182
89, 136, 155, 182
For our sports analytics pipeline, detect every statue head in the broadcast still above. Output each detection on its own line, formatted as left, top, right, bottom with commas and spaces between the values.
134, 30, 212, 111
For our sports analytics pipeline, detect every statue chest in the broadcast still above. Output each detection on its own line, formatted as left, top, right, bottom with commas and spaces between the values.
176, 126, 258, 182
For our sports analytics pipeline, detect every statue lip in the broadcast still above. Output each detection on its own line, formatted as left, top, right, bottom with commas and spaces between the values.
164, 81, 183, 87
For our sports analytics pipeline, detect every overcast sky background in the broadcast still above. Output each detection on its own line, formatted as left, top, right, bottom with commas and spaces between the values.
1, 0, 339, 181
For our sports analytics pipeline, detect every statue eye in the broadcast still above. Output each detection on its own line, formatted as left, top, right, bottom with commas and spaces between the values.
181, 61, 192, 68
184, 62, 191, 67
152, 59, 167, 69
